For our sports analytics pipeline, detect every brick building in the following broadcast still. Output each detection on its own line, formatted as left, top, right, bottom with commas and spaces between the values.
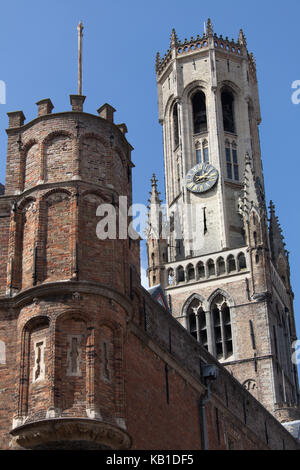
0, 20, 299, 450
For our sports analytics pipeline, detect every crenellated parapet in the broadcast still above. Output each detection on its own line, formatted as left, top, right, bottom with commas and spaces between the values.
155, 18, 257, 80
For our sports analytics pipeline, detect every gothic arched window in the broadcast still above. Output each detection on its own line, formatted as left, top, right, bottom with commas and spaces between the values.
187, 264, 195, 281
238, 252, 247, 270
173, 103, 179, 148
217, 257, 226, 275
207, 259, 215, 277
192, 91, 207, 134
227, 255, 236, 273
188, 310, 197, 340
211, 295, 233, 360
168, 269, 174, 286
177, 266, 185, 283
187, 298, 208, 349
222, 90, 235, 133
197, 262, 205, 279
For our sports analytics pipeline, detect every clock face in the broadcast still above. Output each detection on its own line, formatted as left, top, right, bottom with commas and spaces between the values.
186, 163, 219, 193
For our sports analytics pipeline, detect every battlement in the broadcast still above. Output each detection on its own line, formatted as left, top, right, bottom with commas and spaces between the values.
6, 97, 122, 129
155, 19, 256, 79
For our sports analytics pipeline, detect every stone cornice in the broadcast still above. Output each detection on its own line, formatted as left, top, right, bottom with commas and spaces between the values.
10, 417, 132, 450
0, 280, 133, 316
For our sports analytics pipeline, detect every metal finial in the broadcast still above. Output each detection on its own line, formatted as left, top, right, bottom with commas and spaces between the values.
77, 21, 84, 95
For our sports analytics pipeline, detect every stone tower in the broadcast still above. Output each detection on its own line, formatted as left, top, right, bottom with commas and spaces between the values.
148, 19, 300, 425
0, 95, 138, 449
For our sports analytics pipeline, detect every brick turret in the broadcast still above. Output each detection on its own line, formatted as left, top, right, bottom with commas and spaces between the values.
0, 97, 136, 449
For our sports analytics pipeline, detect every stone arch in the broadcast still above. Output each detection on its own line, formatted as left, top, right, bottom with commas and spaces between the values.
207, 258, 216, 277
208, 288, 235, 309
237, 252, 247, 270
80, 189, 114, 284
17, 196, 36, 211
164, 93, 176, 121
227, 254, 236, 273
216, 257, 226, 275
41, 189, 72, 282
21, 139, 39, 191
17, 197, 37, 290
219, 81, 241, 135
113, 147, 126, 191
196, 261, 205, 279
79, 131, 108, 150
176, 265, 185, 283
41, 187, 72, 202
190, 89, 208, 134
42, 131, 74, 182
182, 293, 208, 347
17, 315, 50, 420
171, 101, 180, 148
167, 268, 174, 286
80, 132, 108, 185
98, 320, 125, 423
182, 293, 207, 317
54, 311, 90, 415
182, 80, 209, 101
23, 315, 50, 332
186, 263, 195, 281
81, 189, 108, 202
219, 80, 241, 96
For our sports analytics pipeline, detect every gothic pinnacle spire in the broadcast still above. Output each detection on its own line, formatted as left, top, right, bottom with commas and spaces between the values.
151, 173, 158, 188
170, 28, 178, 48
149, 174, 162, 205
238, 28, 247, 47
206, 18, 213, 36
269, 200, 287, 262
77, 21, 84, 95
155, 52, 161, 72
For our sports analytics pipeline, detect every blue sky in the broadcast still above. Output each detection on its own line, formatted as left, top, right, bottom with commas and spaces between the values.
0, 1, 300, 371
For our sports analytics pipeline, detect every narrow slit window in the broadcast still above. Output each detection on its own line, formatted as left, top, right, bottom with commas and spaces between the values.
173, 103, 179, 148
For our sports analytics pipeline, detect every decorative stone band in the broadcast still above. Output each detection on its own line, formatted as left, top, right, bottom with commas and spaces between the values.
10, 417, 132, 450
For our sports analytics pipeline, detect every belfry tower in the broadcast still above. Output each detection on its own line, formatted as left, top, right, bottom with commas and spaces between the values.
148, 19, 300, 425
